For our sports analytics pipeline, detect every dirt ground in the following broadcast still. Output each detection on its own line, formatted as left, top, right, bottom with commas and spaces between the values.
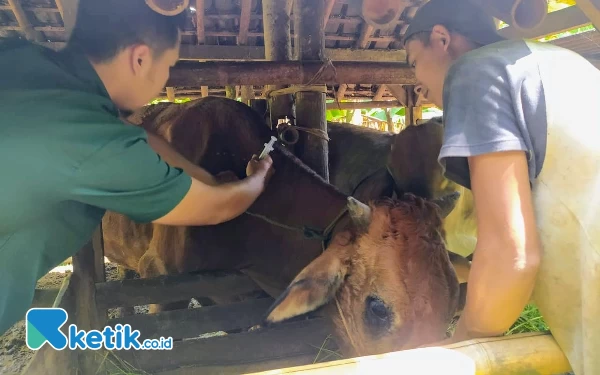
0, 262, 130, 375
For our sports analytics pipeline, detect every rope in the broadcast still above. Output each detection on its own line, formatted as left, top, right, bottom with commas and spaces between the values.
264, 85, 328, 99
282, 124, 330, 142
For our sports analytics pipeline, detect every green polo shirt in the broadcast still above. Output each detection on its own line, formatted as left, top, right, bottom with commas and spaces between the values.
0, 38, 192, 334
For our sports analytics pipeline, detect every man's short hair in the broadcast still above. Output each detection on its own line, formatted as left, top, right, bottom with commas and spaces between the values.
68, 0, 187, 63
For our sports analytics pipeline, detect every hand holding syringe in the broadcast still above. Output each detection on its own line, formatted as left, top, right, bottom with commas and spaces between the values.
258, 136, 277, 160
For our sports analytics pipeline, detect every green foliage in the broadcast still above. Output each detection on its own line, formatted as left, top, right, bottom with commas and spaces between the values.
148, 97, 192, 105
506, 303, 549, 335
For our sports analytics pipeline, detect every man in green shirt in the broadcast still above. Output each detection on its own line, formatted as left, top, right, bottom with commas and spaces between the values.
0, 0, 273, 335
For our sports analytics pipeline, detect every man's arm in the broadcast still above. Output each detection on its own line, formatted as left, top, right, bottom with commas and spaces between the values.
145, 131, 219, 186
152, 155, 273, 226
451, 150, 541, 340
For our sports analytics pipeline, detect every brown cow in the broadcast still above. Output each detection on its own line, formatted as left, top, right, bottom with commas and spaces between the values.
103, 96, 462, 356
328, 118, 476, 278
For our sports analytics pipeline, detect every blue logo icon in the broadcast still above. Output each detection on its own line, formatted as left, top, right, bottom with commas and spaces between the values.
26, 308, 68, 350
25, 308, 172, 351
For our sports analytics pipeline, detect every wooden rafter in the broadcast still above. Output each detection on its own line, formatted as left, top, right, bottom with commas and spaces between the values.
373, 85, 387, 101
238, 0, 252, 45
356, 24, 374, 49
574, 0, 600, 31
195, 0, 205, 45
323, 0, 336, 27
7, 0, 44, 42
54, 0, 65, 20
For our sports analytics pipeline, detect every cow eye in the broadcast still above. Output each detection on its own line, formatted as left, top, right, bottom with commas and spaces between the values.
364, 295, 392, 337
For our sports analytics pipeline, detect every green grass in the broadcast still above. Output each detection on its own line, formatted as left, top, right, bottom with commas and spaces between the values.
506, 303, 549, 335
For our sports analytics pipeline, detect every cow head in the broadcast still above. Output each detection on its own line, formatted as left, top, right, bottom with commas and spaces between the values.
264, 192, 461, 357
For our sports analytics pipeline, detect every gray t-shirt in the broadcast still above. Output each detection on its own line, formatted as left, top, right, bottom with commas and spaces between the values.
438, 39, 549, 189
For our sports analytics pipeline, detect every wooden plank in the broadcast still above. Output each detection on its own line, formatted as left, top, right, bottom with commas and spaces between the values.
195, 0, 205, 44
7, 0, 44, 41
108, 297, 275, 341
294, 0, 329, 181
111, 317, 334, 373
246, 332, 571, 375
575, 0, 600, 30
96, 271, 261, 308
238, 0, 252, 45
58, 0, 79, 41
498, 6, 591, 40
326, 100, 400, 110
323, 0, 336, 27
166, 87, 176, 101
167, 61, 416, 87
356, 24, 374, 49
373, 85, 386, 101
21, 270, 79, 375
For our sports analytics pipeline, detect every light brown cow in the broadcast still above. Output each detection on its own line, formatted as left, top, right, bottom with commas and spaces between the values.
103, 97, 461, 356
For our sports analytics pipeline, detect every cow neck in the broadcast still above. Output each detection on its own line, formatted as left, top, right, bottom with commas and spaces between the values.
246, 144, 352, 245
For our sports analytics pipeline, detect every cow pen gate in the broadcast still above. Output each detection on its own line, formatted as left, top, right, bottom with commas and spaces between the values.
2, 0, 599, 374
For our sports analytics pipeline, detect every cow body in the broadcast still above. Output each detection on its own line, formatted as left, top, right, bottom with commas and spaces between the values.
103, 97, 462, 356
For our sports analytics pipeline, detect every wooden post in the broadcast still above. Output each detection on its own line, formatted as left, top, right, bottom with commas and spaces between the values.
166, 87, 176, 102
241, 85, 255, 105
201, 86, 209, 97
262, 0, 294, 129
293, 0, 329, 181
225, 85, 237, 99
70, 224, 106, 373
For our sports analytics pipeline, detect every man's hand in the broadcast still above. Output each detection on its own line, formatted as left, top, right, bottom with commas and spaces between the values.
246, 155, 275, 187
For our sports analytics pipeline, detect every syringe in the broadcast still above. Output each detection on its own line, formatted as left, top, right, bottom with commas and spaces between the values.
258, 136, 277, 160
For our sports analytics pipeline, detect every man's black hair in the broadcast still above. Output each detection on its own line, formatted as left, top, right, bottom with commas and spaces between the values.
67, 0, 187, 63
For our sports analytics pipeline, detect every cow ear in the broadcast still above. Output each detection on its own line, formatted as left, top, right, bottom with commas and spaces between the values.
263, 236, 351, 324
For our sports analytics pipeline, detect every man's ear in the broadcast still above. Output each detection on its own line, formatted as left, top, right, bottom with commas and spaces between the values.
430, 24, 451, 51
129, 44, 152, 77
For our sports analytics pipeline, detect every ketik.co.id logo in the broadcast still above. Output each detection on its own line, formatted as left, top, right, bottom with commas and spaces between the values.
26, 308, 172, 351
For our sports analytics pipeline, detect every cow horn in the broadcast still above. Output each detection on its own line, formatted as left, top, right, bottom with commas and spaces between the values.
432, 191, 461, 218
347, 197, 372, 229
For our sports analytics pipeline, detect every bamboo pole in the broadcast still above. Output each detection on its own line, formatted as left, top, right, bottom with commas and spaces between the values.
294, 0, 329, 181
245, 332, 572, 375
326, 101, 401, 110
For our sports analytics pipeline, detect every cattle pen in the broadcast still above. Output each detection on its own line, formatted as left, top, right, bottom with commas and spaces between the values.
2, 0, 599, 374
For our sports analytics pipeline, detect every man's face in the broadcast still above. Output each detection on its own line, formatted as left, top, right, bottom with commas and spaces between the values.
405, 28, 454, 108
118, 36, 181, 111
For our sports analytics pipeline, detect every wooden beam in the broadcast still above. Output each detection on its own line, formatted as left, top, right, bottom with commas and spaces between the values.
335, 84, 348, 101
71, 225, 107, 373
263, 0, 295, 128
111, 318, 333, 373
95, 271, 261, 309
54, 0, 65, 20
58, 0, 79, 41
167, 61, 416, 86
373, 85, 387, 101
7, 0, 44, 41
323, 0, 336, 27
166, 87, 176, 101
294, 0, 329, 181
238, 0, 252, 45
108, 297, 275, 341
575, 0, 600, 31
498, 6, 591, 40
356, 24, 374, 49
326, 100, 401, 110
195, 0, 205, 44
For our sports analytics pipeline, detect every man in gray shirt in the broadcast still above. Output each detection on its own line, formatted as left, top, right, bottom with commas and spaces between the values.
402, 1, 600, 374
